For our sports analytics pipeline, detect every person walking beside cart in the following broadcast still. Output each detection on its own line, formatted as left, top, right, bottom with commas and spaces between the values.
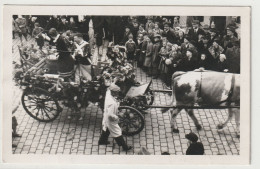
98, 83, 132, 152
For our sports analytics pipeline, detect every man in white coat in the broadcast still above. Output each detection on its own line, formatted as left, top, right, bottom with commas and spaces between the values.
98, 83, 132, 151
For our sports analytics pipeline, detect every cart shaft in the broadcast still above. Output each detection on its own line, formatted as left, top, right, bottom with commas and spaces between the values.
144, 105, 240, 109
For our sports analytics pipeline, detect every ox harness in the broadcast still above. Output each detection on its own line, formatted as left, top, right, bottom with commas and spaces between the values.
196, 72, 237, 107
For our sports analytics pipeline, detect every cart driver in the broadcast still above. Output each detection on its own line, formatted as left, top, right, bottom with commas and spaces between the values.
98, 83, 132, 151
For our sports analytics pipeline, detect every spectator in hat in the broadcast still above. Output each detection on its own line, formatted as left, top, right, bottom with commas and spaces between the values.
188, 20, 205, 46
153, 22, 163, 36
46, 15, 60, 30
145, 16, 155, 31
14, 15, 28, 43
68, 16, 78, 32
166, 44, 182, 87
143, 36, 154, 76
185, 132, 204, 155
162, 22, 177, 44
98, 83, 132, 151
139, 35, 149, 69
179, 48, 199, 72
225, 40, 240, 73
197, 36, 215, 70
137, 23, 147, 36
158, 41, 171, 81
180, 35, 196, 57
172, 16, 180, 29
125, 34, 136, 62
57, 15, 69, 33
131, 21, 140, 44
151, 34, 162, 78
136, 33, 144, 67
222, 26, 238, 50
208, 28, 219, 46
208, 38, 224, 60
121, 25, 133, 45
210, 16, 226, 34
202, 24, 211, 38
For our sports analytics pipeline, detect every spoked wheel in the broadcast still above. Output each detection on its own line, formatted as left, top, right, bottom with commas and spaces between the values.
21, 87, 61, 122
118, 106, 145, 136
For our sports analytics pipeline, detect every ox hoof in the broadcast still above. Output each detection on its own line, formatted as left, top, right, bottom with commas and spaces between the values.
196, 125, 202, 130
172, 129, 179, 133
217, 124, 224, 129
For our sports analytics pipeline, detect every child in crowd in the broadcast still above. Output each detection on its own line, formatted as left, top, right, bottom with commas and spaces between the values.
32, 22, 44, 50
125, 34, 136, 65
217, 54, 229, 72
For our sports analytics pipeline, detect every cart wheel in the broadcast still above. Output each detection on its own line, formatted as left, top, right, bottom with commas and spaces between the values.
139, 87, 154, 110
21, 87, 61, 122
118, 106, 145, 136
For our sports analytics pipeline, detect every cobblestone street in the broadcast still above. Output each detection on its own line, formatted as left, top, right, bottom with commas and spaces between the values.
12, 33, 240, 155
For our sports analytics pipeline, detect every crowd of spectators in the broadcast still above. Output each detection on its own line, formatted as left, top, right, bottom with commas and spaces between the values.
12, 15, 240, 88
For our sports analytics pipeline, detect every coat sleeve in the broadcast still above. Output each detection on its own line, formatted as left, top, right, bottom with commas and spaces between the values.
107, 104, 119, 122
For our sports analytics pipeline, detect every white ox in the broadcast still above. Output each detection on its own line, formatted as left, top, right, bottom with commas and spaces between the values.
168, 71, 240, 137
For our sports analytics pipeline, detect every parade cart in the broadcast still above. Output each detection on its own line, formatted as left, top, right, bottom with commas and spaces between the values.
16, 45, 154, 136
18, 72, 152, 136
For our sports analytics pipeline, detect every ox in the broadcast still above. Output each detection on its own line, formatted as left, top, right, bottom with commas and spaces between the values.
168, 71, 240, 137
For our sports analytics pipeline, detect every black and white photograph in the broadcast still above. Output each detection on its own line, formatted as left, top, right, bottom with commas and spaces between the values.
2, 5, 250, 165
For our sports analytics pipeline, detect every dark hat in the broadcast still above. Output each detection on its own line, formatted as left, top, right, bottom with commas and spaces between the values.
203, 24, 210, 30
60, 15, 66, 19
202, 35, 210, 41
48, 28, 58, 37
192, 20, 200, 25
213, 37, 221, 44
163, 22, 170, 27
154, 34, 161, 38
185, 132, 198, 142
147, 16, 153, 20
210, 28, 217, 33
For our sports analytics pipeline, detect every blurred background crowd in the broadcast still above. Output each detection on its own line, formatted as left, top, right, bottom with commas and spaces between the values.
12, 15, 240, 88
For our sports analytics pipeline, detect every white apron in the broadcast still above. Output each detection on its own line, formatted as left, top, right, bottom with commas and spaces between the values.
102, 89, 122, 137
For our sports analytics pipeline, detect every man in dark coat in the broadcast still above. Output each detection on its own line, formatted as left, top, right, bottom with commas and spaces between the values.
210, 16, 226, 35
46, 15, 60, 30
188, 20, 205, 47
185, 132, 204, 155
57, 15, 69, 33
78, 15, 90, 41
225, 40, 240, 73
162, 22, 176, 44
179, 48, 199, 72
49, 28, 74, 73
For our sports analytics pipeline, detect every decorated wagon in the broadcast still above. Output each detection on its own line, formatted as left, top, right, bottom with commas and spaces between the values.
14, 44, 154, 136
